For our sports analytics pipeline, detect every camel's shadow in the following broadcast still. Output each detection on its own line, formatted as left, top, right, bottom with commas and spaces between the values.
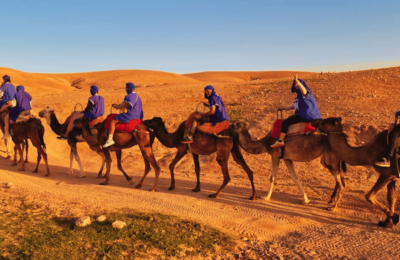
1, 154, 400, 235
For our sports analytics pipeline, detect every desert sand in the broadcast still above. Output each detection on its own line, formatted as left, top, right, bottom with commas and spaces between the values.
1, 66, 400, 259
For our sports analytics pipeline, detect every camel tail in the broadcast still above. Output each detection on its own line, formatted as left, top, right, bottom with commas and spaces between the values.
38, 125, 46, 150
341, 161, 347, 173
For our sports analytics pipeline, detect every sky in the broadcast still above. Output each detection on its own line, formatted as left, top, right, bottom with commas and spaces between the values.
2, 0, 400, 74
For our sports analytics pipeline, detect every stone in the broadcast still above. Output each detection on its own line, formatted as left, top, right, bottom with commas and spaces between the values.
7, 182, 14, 188
112, 220, 126, 229
96, 215, 107, 222
76, 216, 91, 227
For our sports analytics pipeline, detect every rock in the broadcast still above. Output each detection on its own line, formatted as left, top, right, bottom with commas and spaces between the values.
112, 220, 126, 229
7, 182, 14, 188
76, 216, 91, 227
96, 215, 107, 222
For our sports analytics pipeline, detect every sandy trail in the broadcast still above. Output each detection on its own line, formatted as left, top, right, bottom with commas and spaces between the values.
1, 67, 400, 259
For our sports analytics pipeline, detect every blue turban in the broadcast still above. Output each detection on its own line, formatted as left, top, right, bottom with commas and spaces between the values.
16, 85, 25, 92
90, 85, 99, 96
126, 82, 135, 94
2, 75, 10, 84
204, 85, 216, 99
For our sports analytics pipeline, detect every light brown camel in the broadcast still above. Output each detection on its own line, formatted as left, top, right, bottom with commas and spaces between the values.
73, 117, 161, 191
231, 117, 346, 207
38, 107, 106, 178
143, 117, 257, 200
8, 118, 50, 176
326, 127, 400, 228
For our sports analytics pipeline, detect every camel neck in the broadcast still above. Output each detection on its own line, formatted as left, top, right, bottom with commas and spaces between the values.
238, 128, 268, 154
153, 122, 183, 148
49, 113, 64, 136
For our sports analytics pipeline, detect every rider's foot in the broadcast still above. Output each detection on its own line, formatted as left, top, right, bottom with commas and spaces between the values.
375, 157, 390, 167
57, 136, 68, 140
271, 140, 285, 148
181, 136, 194, 144
2, 132, 10, 139
103, 139, 115, 148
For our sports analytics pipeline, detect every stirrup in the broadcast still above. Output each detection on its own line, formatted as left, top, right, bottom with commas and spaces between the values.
181, 137, 194, 144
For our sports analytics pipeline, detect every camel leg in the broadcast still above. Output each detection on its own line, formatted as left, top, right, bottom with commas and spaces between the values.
100, 148, 112, 185
209, 157, 230, 198
68, 149, 74, 175
135, 158, 152, 189
263, 156, 280, 201
5, 136, 12, 159
365, 175, 394, 228
166, 146, 187, 191
192, 153, 201, 192
115, 150, 134, 185
12, 144, 18, 166
92, 146, 106, 178
68, 140, 85, 178
16, 143, 25, 171
138, 147, 160, 192
387, 181, 399, 225
19, 141, 25, 163
32, 148, 41, 173
24, 140, 29, 163
327, 171, 345, 211
231, 145, 256, 200
284, 159, 310, 205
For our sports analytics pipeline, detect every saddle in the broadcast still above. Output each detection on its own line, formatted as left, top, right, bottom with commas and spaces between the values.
271, 121, 316, 139
196, 121, 230, 135
104, 114, 143, 133
65, 112, 104, 128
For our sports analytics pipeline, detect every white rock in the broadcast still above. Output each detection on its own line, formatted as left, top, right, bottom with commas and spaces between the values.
96, 215, 107, 222
7, 182, 14, 187
112, 220, 126, 229
76, 216, 91, 227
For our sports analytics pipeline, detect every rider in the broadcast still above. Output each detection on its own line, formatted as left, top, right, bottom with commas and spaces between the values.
57, 85, 104, 140
0, 75, 16, 139
181, 85, 229, 144
7, 85, 33, 125
103, 82, 143, 148
271, 75, 321, 148
375, 112, 400, 170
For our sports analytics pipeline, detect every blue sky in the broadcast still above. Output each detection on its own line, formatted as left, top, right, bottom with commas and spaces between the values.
2, 0, 400, 73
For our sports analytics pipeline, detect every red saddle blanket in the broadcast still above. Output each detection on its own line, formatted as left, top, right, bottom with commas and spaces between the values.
104, 114, 143, 132
271, 120, 315, 138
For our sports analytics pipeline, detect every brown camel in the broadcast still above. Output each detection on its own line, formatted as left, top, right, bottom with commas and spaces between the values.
73, 117, 161, 191
38, 107, 106, 178
231, 118, 346, 207
143, 117, 257, 200
0, 113, 29, 162
8, 118, 50, 176
326, 127, 400, 228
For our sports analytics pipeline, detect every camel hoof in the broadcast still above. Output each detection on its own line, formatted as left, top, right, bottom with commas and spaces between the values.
6, 155, 11, 159
378, 220, 393, 228
168, 186, 175, 191
24, 160, 29, 163
18, 168, 25, 171
32, 170, 38, 173
327, 198, 336, 204
67, 171, 73, 175
79, 176, 86, 178
149, 189, 157, 192
45, 173, 50, 177
392, 213, 400, 225
135, 184, 142, 189
208, 194, 218, 198
249, 195, 257, 201
11, 162, 17, 166
261, 196, 271, 201
100, 182, 108, 185
326, 206, 337, 212
127, 178, 134, 185
301, 199, 310, 205
192, 188, 201, 192
96, 175, 103, 179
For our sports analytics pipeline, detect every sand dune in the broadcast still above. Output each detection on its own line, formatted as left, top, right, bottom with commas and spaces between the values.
184, 71, 317, 83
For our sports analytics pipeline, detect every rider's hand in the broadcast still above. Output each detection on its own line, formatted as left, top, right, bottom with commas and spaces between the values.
278, 107, 286, 111
112, 104, 117, 109
396, 111, 400, 117
203, 102, 209, 106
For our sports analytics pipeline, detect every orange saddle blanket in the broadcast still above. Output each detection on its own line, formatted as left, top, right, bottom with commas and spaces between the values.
65, 112, 104, 127
104, 114, 143, 132
271, 121, 315, 138
195, 121, 230, 135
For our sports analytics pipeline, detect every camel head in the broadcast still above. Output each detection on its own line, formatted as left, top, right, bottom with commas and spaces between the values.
319, 117, 343, 133
38, 107, 55, 125
143, 117, 164, 130
73, 117, 90, 128
230, 121, 248, 135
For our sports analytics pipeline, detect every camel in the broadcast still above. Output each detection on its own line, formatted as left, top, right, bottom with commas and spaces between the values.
8, 118, 50, 176
0, 114, 29, 162
143, 117, 257, 200
38, 107, 106, 178
231, 117, 346, 207
326, 127, 400, 228
73, 117, 161, 191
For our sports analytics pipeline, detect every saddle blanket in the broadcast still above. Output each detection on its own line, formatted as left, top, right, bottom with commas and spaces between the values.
65, 112, 104, 127
272, 120, 315, 139
196, 121, 229, 135
104, 114, 143, 132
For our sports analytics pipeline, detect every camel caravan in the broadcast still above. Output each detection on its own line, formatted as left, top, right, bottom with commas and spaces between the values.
1, 74, 400, 228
